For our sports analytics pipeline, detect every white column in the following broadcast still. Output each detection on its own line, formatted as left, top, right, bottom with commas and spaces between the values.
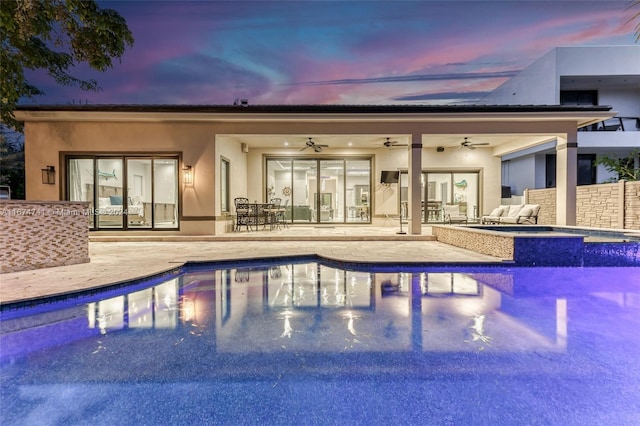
408, 134, 423, 234
555, 131, 577, 226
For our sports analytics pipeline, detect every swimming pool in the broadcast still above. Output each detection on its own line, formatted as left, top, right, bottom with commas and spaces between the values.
2, 258, 640, 424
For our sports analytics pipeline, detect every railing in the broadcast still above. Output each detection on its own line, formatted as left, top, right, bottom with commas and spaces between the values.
579, 117, 640, 132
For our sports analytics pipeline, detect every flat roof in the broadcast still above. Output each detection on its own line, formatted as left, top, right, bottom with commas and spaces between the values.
15, 104, 613, 114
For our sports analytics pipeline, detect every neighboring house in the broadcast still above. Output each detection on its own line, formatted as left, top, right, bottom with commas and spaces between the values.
479, 46, 640, 196
13, 104, 612, 235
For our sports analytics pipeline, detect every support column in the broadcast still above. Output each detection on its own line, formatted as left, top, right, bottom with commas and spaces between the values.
555, 131, 577, 226
408, 134, 423, 235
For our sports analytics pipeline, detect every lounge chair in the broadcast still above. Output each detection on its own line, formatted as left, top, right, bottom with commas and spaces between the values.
481, 204, 540, 225
442, 204, 468, 224
481, 205, 511, 224
499, 204, 540, 224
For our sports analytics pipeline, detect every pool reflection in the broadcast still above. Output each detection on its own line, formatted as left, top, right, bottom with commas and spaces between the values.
77, 265, 573, 354
3, 262, 640, 425
2, 262, 640, 365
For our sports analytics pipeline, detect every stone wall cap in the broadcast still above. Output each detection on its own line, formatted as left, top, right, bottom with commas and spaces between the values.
0, 200, 90, 205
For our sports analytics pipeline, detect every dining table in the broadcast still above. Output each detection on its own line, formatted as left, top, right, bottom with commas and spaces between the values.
237, 202, 277, 231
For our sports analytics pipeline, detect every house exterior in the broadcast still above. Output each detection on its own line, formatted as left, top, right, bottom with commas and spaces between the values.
14, 104, 614, 235
479, 46, 640, 196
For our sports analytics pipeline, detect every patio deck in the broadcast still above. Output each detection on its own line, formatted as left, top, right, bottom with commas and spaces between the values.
0, 226, 505, 305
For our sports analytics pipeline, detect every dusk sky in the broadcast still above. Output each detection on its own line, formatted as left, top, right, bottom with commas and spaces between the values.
25, 0, 638, 106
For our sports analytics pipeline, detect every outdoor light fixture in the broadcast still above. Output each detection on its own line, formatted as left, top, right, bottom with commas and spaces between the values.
182, 165, 193, 186
41, 166, 55, 184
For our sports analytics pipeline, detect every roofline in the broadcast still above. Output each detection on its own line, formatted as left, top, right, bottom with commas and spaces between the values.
13, 104, 616, 129
14, 103, 613, 114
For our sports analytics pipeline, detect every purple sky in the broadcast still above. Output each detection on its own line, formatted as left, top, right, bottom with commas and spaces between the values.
24, 0, 637, 106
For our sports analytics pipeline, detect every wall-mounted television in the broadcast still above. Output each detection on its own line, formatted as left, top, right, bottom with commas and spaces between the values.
380, 170, 399, 184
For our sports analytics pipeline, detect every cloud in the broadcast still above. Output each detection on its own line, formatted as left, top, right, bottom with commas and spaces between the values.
393, 91, 491, 102
288, 70, 520, 87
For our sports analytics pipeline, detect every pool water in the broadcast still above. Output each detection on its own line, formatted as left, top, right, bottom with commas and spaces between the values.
2, 259, 640, 424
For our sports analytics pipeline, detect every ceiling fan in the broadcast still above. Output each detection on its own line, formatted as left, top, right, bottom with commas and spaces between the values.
300, 137, 328, 152
460, 137, 489, 150
383, 137, 408, 149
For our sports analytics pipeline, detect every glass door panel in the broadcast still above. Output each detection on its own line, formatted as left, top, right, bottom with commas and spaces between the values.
97, 158, 124, 229
426, 173, 451, 223
68, 158, 94, 228
127, 159, 151, 228
153, 159, 178, 228
268, 157, 371, 224
400, 172, 427, 222
292, 160, 315, 223
346, 160, 370, 223
267, 159, 292, 223
318, 160, 343, 223
452, 172, 478, 220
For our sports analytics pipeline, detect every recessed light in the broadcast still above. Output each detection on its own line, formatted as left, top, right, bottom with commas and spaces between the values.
348, 142, 353, 146
283, 141, 289, 146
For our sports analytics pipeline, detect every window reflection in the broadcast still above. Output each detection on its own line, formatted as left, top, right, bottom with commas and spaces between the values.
43, 265, 581, 354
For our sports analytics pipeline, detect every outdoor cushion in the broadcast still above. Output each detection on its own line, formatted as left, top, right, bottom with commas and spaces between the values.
489, 207, 503, 217
109, 195, 123, 205
519, 206, 534, 217
522, 204, 541, 217
506, 205, 523, 217
98, 197, 111, 207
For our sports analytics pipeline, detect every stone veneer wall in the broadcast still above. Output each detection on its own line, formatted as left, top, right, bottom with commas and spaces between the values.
0, 201, 90, 273
432, 225, 514, 259
576, 182, 620, 228
625, 181, 640, 230
525, 188, 555, 225
527, 181, 640, 230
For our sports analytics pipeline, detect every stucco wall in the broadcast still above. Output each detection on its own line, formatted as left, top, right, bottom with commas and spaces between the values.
0, 201, 89, 273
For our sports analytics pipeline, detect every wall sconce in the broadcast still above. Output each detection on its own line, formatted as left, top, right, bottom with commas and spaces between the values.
41, 166, 55, 184
182, 165, 193, 186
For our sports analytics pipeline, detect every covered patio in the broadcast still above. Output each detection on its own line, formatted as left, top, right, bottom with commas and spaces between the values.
15, 104, 615, 236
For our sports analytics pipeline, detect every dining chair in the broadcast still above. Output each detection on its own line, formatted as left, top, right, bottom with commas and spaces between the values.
234, 197, 252, 231
267, 198, 282, 230
276, 199, 289, 228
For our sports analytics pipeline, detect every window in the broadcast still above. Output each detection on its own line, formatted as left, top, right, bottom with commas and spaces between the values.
67, 155, 179, 230
560, 90, 597, 106
221, 157, 230, 213
546, 154, 597, 187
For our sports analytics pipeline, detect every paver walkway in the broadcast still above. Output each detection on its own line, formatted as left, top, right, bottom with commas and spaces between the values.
1, 227, 504, 304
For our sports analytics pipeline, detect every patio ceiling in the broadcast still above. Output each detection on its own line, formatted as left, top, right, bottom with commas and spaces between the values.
218, 133, 558, 154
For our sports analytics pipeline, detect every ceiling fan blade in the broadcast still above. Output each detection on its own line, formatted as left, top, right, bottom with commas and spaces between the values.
300, 146, 308, 151
472, 142, 490, 146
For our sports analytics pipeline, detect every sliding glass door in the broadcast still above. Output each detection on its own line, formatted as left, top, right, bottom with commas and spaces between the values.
345, 160, 370, 223
400, 171, 480, 223
67, 155, 179, 230
266, 157, 371, 224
